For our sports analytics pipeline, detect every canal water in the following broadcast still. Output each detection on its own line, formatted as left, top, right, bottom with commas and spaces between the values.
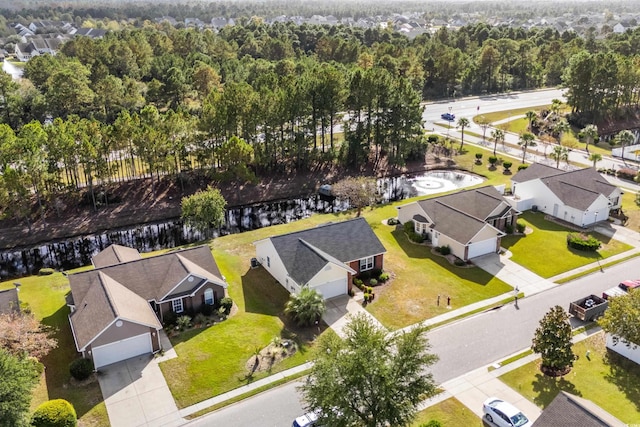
0, 171, 483, 279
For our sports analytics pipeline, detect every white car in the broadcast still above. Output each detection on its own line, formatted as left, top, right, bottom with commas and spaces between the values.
292, 410, 319, 427
482, 397, 532, 427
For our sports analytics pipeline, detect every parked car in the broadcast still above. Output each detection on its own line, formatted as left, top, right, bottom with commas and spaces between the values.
603, 279, 640, 300
441, 112, 456, 121
292, 410, 319, 427
482, 397, 532, 427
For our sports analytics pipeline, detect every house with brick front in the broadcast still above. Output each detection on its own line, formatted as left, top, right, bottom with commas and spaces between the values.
254, 217, 386, 299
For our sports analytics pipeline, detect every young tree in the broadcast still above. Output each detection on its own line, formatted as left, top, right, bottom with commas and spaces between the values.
300, 313, 438, 427
615, 129, 635, 162
456, 117, 470, 149
181, 186, 227, 234
553, 120, 571, 146
525, 110, 537, 131
598, 289, 640, 347
0, 349, 41, 426
284, 287, 326, 327
517, 132, 536, 163
0, 312, 58, 360
531, 305, 576, 376
331, 176, 377, 217
589, 153, 603, 168
581, 124, 598, 154
490, 128, 504, 156
550, 146, 569, 169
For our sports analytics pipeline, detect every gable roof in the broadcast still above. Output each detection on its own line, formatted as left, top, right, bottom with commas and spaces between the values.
92, 244, 142, 268
413, 186, 512, 243
260, 217, 386, 285
0, 288, 20, 314
512, 164, 618, 210
532, 391, 626, 427
69, 272, 161, 351
71, 245, 226, 304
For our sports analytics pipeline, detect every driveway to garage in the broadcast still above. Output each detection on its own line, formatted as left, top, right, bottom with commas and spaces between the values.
98, 335, 183, 427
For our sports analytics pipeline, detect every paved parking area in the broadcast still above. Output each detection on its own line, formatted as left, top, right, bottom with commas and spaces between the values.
98, 354, 183, 427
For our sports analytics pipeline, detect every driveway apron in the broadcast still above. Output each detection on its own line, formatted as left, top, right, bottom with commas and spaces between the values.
98, 354, 183, 427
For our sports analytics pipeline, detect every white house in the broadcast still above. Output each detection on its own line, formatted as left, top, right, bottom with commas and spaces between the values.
254, 218, 386, 299
397, 186, 519, 261
510, 163, 622, 227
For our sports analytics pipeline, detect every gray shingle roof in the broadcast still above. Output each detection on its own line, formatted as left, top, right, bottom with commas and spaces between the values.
266, 217, 386, 285
533, 391, 626, 427
513, 164, 617, 210
415, 186, 512, 243
92, 244, 142, 268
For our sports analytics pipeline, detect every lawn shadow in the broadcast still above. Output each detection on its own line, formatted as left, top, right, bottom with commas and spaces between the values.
531, 370, 582, 408
603, 349, 640, 413
391, 228, 494, 286
40, 304, 103, 419
241, 265, 290, 316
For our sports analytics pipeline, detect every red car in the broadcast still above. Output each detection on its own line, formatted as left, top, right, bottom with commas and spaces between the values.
603, 280, 640, 299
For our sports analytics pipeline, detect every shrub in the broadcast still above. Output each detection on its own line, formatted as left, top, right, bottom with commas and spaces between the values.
163, 311, 178, 327
503, 161, 513, 171
69, 358, 93, 381
488, 156, 498, 165
176, 315, 192, 330
516, 220, 526, 233
475, 153, 483, 160
31, 399, 77, 427
439, 245, 451, 255
378, 272, 390, 282
454, 259, 466, 266
371, 268, 382, 278
369, 278, 378, 286
387, 217, 398, 225
518, 164, 529, 171
403, 220, 415, 234
363, 293, 371, 303
193, 313, 207, 325
358, 270, 371, 280
39, 268, 55, 276
353, 278, 364, 289
567, 233, 601, 251
427, 134, 439, 143
420, 421, 443, 427
367, 286, 374, 294
505, 224, 514, 234
220, 297, 233, 315
200, 303, 214, 316
409, 232, 425, 243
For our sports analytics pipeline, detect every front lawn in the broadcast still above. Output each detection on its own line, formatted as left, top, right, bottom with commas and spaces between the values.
0, 273, 108, 427
501, 212, 633, 278
500, 332, 640, 423
412, 397, 481, 426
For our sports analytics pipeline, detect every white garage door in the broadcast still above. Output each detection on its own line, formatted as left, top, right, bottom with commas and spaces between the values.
467, 238, 497, 259
92, 333, 152, 369
315, 278, 347, 300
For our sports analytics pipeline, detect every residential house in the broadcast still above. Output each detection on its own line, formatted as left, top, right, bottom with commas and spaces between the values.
397, 186, 519, 261
254, 217, 386, 299
0, 285, 20, 314
14, 37, 66, 61
67, 244, 227, 369
509, 163, 622, 227
532, 391, 625, 426
70, 28, 107, 38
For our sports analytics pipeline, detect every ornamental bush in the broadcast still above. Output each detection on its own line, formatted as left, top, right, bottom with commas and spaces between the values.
378, 272, 390, 282
567, 233, 601, 251
518, 164, 529, 171
439, 245, 451, 256
403, 220, 415, 234
31, 399, 77, 427
516, 221, 526, 233
69, 358, 93, 381
220, 297, 233, 315
408, 232, 424, 243
503, 161, 513, 171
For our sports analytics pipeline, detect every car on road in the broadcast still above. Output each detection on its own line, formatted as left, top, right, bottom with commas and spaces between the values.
482, 397, 532, 427
441, 112, 455, 121
292, 410, 319, 427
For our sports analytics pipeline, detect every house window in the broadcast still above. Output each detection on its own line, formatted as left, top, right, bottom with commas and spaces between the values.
267, 256, 271, 267
610, 197, 619, 206
204, 288, 214, 305
172, 299, 184, 313
360, 256, 374, 271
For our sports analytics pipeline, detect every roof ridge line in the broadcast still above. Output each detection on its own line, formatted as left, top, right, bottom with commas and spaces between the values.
97, 272, 119, 318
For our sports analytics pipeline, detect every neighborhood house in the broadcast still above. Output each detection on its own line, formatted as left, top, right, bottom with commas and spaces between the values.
509, 163, 622, 227
254, 217, 386, 299
66, 244, 227, 369
397, 185, 519, 261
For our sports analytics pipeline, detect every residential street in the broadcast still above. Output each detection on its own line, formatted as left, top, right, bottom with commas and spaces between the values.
186, 255, 640, 426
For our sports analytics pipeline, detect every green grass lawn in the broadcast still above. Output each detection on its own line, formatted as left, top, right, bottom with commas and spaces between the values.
0, 273, 109, 427
501, 212, 633, 278
412, 397, 481, 426
500, 332, 640, 423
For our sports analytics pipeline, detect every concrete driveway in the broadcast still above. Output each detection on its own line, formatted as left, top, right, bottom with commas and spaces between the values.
98, 354, 183, 427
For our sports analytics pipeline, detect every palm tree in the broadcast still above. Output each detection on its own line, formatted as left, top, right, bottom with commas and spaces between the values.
615, 129, 635, 163
525, 110, 537, 131
284, 287, 326, 327
518, 132, 536, 164
550, 99, 563, 115
550, 145, 569, 169
582, 124, 598, 154
490, 128, 504, 156
554, 120, 571, 146
457, 117, 470, 149
589, 153, 602, 168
